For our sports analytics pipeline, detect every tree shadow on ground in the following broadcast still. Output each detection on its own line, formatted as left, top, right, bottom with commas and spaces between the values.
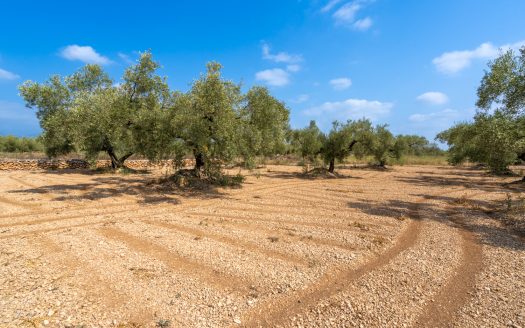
346, 171, 525, 252
8, 173, 226, 204
395, 173, 505, 193
259, 169, 364, 181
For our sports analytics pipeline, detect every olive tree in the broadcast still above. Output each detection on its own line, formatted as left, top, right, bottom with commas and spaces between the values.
19, 52, 170, 168
238, 86, 290, 166
292, 120, 324, 164
438, 46, 525, 175
395, 135, 442, 156
169, 62, 242, 177
321, 119, 373, 173
437, 113, 525, 174
19, 73, 79, 157
366, 124, 402, 167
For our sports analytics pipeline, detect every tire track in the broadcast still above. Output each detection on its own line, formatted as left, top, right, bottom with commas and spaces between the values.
0, 194, 40, 209
223, 199, 398, 227
184, 209, 395, 234
413, 191, 487, 327
240, 186, 470, 327
97, 226, 254, 294
142, 219, 308, 266
143, 210, 372, 262
32, 235, 155, 324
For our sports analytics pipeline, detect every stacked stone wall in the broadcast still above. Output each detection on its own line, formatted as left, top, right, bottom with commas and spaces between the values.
0, 159, 193, 171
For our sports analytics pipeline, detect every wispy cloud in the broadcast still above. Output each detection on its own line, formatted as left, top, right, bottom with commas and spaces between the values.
330, 77, 352, 90
333, 2, 361, 24
328, 1, 373, 30
255, 68, 290, 87
408, 108, 475, 140
262, 43, 303, 64
416, 91, 449, 105
0, 68, 19, 80
433, 40, 525, 74
60, 45, 111, 65
286, 64, 301, 72
321, 0, 343, 13
353, 17, 373, 30
304, 98, 392, 121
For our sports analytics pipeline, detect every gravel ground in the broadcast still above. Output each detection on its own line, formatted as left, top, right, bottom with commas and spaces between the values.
0, 165, 523, 327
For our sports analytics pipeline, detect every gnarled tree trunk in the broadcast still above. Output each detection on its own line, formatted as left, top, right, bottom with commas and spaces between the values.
106, 148, 133, 169
193, 149, 205, 176
328, 158, 335, 173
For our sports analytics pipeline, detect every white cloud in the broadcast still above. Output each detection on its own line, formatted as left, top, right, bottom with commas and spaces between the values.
333, 2, 361, 24
262, 43, 302, 64
416, 91, 449, 105
291, 94, 310, 103
321, 0, 343, 13
305, 98, 392, 121
286, 64, 301, 72
353, 17, 373, 30
409, 108, 459, 122
60, 45, 111, 65
0, 68, 19, 80
406, 108, 476, 141
255, 68, 290, 87
330, 77, 352, 90
433, 40, 525, 74
330, 1, 373, 31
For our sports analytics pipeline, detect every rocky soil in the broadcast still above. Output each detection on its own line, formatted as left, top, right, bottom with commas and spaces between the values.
0, 165, 523, 327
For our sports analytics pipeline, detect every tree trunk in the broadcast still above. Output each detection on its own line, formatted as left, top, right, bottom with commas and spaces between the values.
119, 153, 133, 165
193, 149, 205, 175
107, 149, 120, 169
348, 140, 357, 151
106, 149, 132, 169
328, 158, 335, 173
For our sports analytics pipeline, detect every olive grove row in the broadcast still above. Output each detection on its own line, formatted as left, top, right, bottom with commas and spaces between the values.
19, 52, 439, 178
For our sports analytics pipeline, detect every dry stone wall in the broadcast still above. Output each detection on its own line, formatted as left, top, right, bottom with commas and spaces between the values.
0, 159, 192, 171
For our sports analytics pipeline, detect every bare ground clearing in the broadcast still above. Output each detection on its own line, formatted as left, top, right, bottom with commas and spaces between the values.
0, 166, 524, 327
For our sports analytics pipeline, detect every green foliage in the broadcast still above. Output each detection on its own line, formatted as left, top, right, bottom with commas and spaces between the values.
439, 46, 525, 175
321, 119, 374, 172
367, 124, 398, 166
169, 62, 242, 177
395, 135, 444, 156
292, 120, 324, 163
438, 113, 524, 174
18, 49, 446, 181
19, 51, 174, 168
288, 119, 433, 172
238, 86, 290, 166
0, 135, 43, 152
477, 48, 525, 117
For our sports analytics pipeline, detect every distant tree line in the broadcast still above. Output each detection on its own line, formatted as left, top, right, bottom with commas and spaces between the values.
0, 135, 42, 153
18, 51, 441, 180
438, 47, 525, 176
289, 119, 442, 173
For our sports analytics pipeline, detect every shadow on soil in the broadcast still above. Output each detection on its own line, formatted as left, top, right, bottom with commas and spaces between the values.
8, 171, 228, 204
346, 166, 525, 252
259, 168, 365, 180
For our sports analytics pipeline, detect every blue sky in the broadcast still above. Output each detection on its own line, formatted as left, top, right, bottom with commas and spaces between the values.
1, 0, 524, 142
